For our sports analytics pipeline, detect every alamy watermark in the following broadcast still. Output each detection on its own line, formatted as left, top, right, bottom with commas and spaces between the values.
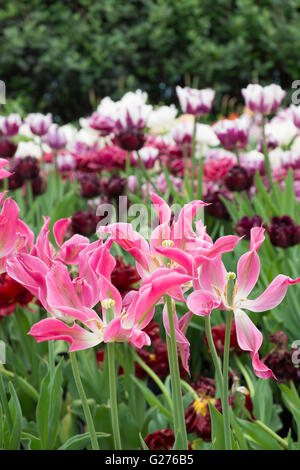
292, 340, 300, 365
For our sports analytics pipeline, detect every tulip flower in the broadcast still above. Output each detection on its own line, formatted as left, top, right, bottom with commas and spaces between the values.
26, 113, 53, 136
0, 159, 11, 180
187, 227, 300, 379
45, 124, 67, 150
0, 193, 34, 273
176, 86, 215, 116
28, 257, 192, 351
213, 118, 249, 152
242, 84, 286, 115
0, 113, 22, 137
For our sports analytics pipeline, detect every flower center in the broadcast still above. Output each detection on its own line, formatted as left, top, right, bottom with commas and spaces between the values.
162, 239, 174, 247
101, 298, 115, 310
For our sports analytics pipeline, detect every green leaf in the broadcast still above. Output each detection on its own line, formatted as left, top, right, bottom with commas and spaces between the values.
130, 375, 172, 419
139, 432, 149, 450
8, 382, 22, 450
58, 432, 110, 450
208, 403, 237, 450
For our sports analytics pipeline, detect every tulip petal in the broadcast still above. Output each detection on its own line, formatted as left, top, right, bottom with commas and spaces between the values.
234, 308, 275, 379
187, 289, 221, 316
237, 250, 260, 298
29, 318, 101, 351
242, 275, 300, 312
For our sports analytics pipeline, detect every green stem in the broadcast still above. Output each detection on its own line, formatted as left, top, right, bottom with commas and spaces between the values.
107, 341, 122, 450
255, 420, 288, 449
222, 310, 233, 450
164, 295, 188, 450
234, 354, 255, 397
262, 116, 274, 192
0, 368, 12, 433
70, 352, 99, 450
136, 150, 163, 197
133, 352, 173, 412
204, 316, 223, 393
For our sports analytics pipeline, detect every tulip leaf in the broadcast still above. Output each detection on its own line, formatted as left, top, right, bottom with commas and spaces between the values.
8, 382, 22, 450
58, 432, 110, 450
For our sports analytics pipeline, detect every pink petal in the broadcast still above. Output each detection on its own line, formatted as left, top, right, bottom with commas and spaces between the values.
199, 257, 227, 294
53, 218, 71, 247
187, 290, 221, 316
242, 275, 300, 312
151, 192, 171, 224
234, 308, 275, 379
250, 226, 265, 252
29, 318, 101, 351
236, 250, 260, 298
154, 246, 195, 275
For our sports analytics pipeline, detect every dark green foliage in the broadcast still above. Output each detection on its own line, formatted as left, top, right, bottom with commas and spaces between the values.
1, 0, 300, 121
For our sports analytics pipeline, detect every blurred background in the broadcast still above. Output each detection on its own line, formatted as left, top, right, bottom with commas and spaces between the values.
1, 0, 300, 121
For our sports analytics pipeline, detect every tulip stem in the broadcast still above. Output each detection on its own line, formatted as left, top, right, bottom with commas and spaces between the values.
164, 295, 188, 450
262, 116, 274, 191
204, 316, 223, 392
70, 352, 99, 450
107, 341, 122, 450
222, 310, 233, 450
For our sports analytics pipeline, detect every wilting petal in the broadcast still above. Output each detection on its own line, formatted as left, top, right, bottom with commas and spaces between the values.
6, 253, 48, 302
234, 308, 275, 379
0, 198, 20, 257
151, 192, 171, 224
57, 234, 89, 265
199, 257, 227, 294
187, 290, 221, 316
29, 318, 101, 351
203, 235, 241, 260
250, 226, 265, 252
242, 275, 300, 312
236, 250, 260, 298
129, 329, 151, 348
99, 223, 150, 272
154, 246, 195, 276
16, 219, 34, 251
173, 200, 206, 249
53, 218, 71, 247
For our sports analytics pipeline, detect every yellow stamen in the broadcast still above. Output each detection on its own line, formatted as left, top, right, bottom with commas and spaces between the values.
162, 239, 174, 247
101, 298, 115, 310
193, 396, 217, 416
149, 353, 156, 361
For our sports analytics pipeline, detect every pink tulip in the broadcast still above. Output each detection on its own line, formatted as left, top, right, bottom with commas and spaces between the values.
0, 159, 11, 180
0, 193, 34, 273
187, 227, 300, 379
28, 253, 192, 351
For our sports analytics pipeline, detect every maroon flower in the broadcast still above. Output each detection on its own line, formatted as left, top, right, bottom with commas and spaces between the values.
267, 216, 300, 248
111, 257, 140, 296
79, 173, 102, 198
184, 377, 221, 441
0, 273, 33, 317
101, 174, 127, 199
115, 128, 146, 152
8, 168, 24, 190
225, 165, 253, 192
71, 210, 101, 237
0, 139, 17, 158
204, 320, 242, 356
15, 157, 40, 180
31, 175, 47, 196
144, 429, 193, 450
234, 215, 263, 239
204, 191, 230, 220
263, 331, 300, 383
